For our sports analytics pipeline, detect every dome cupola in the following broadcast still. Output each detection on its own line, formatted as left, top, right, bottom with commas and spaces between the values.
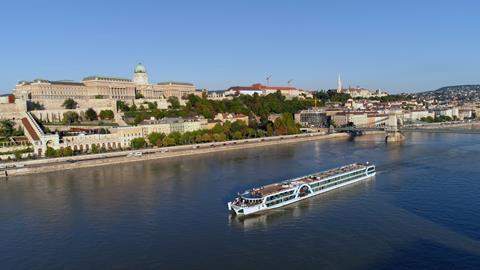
133, 63, 149, 85
134, 63, 146, 73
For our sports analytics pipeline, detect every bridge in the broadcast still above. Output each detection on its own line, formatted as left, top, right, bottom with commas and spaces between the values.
333, 114, 405, 142
334, 115, 480, 139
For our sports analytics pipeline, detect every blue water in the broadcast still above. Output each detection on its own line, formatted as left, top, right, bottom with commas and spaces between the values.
1, 132, 479, 269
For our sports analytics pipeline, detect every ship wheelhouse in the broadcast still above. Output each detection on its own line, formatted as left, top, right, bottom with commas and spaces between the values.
238, 192, 263, 206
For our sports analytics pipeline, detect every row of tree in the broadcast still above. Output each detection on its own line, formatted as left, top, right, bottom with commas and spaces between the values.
420, 115, 457, 123
130, 114, 300, 149
62, 109, 114, 124
44, 143, 110, 158
117, 92, 315, 125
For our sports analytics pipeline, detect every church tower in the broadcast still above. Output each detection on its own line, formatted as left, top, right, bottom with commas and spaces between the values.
133, 63, 149, 85
337, 73, 342, 93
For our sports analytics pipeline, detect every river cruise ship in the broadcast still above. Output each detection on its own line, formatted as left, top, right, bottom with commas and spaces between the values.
228, 163, 375, 216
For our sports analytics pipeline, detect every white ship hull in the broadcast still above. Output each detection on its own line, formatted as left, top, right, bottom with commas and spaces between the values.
228, 164, 375, 216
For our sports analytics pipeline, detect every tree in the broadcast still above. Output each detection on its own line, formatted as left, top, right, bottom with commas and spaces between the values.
421, 116, 434, 123
201, 133, 212, 142
282, 113, 299, 135
29, 101, 45, 110
211, 123, 224, 134
231, 120, 247, 133
233, 131, 243, 140
272, 113, 299, 135
91, 144, 99, 154
131, 137, 146, 149
168, 96, 181, 109
266, 122, 274, 136
162, 137, 176, 146
135, 92, 145, 99
134, 114, 146, 125
246, 128, 257, 138
168, 132, 182, 145
85, 108, 98, 121
62, 98, 78, 109
0, 119, 15, 137
63, 111, 80, 124
212, 133, 226, 142
45, 147, 57, 157
117, 101, 130, 112
14, 151, 22, 160
147, 102, 158, 110
62, 146, 73, 156
99, 110, 114, 120
148, 132, 165, 146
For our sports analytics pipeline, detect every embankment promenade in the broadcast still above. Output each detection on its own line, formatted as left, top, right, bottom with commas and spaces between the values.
1, 132, 349, 178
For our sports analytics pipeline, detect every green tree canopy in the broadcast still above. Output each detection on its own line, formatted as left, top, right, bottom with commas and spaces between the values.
232, 130, 243, 140
29, 101, 45, 110
62, 146, 74, 156
131, 137, 146, 149
91, 144, 99, 154
148, 132, 166, 146
62, 98, 78, 109
99, 110, 114, 120
162, 137, 176, 146
45, 147, 57, 157
0, 119, 15, 137
117, 101, 130, 112
85, 108, 98, 121
63, 111, 80, 124
168, 96, 181, 109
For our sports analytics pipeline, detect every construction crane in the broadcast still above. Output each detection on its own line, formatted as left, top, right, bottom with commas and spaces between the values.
266, 75, 272, 85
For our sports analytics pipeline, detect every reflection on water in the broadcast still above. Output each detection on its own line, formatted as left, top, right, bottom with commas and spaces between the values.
1, 133, 480, 269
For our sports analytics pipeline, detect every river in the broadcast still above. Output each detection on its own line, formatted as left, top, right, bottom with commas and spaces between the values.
1, 132, 480, 269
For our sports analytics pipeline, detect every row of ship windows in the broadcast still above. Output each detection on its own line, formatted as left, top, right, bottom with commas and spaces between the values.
266, 190, 295, 202
310, 170, 365, 188
264, 170, 367, 206
266, 195, 296, 207
312, 175, 362, 192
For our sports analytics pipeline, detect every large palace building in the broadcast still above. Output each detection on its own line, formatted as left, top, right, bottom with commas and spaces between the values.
13, 63, 197, 101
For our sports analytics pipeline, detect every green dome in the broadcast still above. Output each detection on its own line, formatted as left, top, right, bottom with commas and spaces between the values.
134, 63, 146, 73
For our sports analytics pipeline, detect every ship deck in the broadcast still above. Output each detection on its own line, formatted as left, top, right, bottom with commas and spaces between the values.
241, 163, 367, 199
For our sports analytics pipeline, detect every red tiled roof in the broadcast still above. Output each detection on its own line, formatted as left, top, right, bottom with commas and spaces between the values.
228, 83, 299, 92
21, 117, 40, 140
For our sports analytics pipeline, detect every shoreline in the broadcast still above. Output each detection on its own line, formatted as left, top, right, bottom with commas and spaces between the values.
1, 133, 349, 178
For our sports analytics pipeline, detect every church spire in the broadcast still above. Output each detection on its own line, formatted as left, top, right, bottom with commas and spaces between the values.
337, 73, 342, 93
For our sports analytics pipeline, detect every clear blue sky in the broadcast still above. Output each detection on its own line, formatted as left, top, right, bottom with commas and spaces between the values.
1, 0, 479, 94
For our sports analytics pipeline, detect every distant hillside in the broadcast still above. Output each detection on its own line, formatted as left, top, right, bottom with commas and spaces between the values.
415, 84, 480, 101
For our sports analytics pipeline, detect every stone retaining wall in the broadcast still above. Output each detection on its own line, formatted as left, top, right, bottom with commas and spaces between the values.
0, 133, 349, 178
